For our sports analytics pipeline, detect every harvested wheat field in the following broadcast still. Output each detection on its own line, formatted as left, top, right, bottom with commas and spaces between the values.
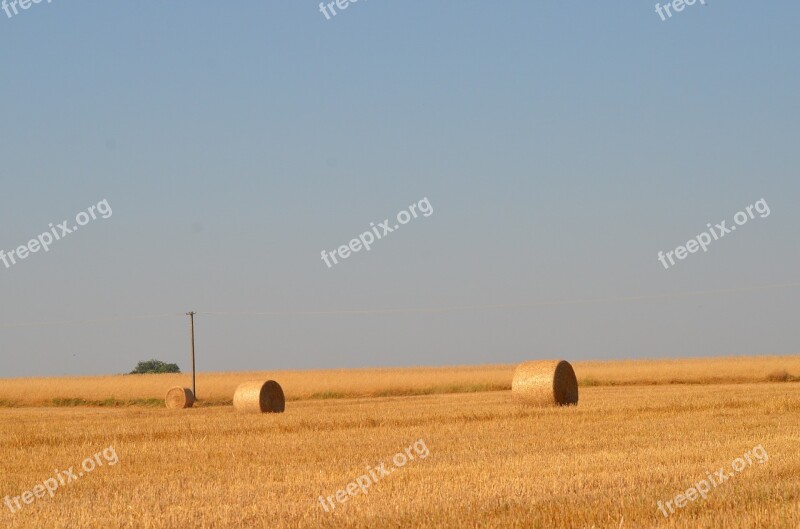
5, 0, 797, 526
1, 359, 799, 529
1, 355, 798, 407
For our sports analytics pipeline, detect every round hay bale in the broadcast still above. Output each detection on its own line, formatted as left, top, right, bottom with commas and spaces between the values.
165, 387, 195, 409
512, 360, 578, 406
233, 380, 285, 413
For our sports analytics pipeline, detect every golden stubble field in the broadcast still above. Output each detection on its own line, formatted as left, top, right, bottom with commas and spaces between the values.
1, 357, 799, 529
2, 355, 799, 406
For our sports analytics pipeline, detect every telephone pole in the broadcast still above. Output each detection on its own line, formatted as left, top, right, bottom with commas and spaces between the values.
186, 311, 196, 399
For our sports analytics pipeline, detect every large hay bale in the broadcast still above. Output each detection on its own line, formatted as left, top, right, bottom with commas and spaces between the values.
165, 387, 195, 409
512, 360, 578, 406
233, 380, 285, 413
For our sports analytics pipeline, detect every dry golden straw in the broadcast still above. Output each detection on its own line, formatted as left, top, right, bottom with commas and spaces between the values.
233, 380, 285, 413
165, 387, 195, 409
512, 360, 578, 406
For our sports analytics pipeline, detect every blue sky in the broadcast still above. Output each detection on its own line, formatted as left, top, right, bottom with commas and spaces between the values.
1, 1, 798, 377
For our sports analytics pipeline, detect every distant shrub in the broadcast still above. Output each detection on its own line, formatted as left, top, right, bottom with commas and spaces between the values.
766, 369, 791, 382
130, 359, 181, 375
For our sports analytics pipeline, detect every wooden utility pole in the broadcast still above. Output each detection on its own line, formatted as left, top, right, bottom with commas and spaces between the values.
186, 311, 196, 399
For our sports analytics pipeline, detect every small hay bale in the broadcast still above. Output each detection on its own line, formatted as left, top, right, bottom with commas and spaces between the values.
233, 380, 285, 413
512, 360, 578, 406
165, 387, 195, 409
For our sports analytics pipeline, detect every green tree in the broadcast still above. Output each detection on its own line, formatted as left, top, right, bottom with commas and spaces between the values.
129, 359, 181, 374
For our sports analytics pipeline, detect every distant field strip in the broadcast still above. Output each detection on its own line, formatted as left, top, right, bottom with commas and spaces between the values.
0, 355, 798, 407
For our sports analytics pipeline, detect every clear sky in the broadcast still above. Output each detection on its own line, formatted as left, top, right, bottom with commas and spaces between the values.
1, 1, 798, 377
